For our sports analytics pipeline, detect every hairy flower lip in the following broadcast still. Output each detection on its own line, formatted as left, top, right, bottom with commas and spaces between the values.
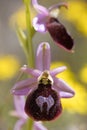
46, 17, 74, 52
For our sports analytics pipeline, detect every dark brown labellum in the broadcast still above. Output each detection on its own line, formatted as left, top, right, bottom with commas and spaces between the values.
25, 83, 62, 121
46, 17, 74, 51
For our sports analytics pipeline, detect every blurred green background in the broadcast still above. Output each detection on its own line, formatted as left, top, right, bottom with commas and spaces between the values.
0, 0, 87, 130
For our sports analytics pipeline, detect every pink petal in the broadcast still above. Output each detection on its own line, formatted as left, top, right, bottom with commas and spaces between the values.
54, 78, 75, 98
32, 0, 49, 15
36, 42, 51, 71
59, 91, 74, 98
21, 65, 41, 77
11, 78, 37, 95
10, 110, 27, 120
14, 96, 25, 113
48, 2, 68, 12
50, 66, 67, 76
13, 119, 27, 130
13, 96, 28, 119
33, 16, 47, 32
34, 121, 48, 130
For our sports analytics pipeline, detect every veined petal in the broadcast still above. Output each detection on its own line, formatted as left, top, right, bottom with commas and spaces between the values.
34, 121, 48, 130
32, 0, 49, 15
50, 66, 67, 76
11, 78, 37, 95
21, 65, 41, 77
36, 42, 51, 71
54, 78, 75, 98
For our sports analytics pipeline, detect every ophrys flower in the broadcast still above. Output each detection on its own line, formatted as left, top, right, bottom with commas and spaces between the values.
11, 42, 75, 121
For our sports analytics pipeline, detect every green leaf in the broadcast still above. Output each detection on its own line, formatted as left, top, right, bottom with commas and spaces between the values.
15, 25, 28, 55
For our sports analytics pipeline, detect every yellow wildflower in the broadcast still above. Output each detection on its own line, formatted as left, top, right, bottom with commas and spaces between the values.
63, 1, 87, 36
0, 55, 20, 80
79, 64, 87, 84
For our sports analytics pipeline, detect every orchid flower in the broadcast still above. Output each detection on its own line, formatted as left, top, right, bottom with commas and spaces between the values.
11, 42, 75, 121
10, 95, 48, 130
32, 0, 74, 51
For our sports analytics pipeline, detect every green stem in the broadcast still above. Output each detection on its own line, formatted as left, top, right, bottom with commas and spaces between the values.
25, 0, 35, 68
24, 1, 34, 130
27, 118, 34, 130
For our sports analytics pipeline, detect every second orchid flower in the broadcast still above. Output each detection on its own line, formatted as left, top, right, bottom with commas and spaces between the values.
32, 0, 74, 51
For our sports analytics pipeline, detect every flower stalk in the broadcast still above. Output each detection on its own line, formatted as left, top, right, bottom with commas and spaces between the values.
27, 118, 34, 130
23, 0, 34, 129
24, 0, 34, 68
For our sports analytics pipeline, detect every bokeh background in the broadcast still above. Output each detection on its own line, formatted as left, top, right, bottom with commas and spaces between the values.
0, 0, 87, 130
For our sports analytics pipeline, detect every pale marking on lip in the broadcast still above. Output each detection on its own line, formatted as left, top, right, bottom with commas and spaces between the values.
36, 95, 54, 114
